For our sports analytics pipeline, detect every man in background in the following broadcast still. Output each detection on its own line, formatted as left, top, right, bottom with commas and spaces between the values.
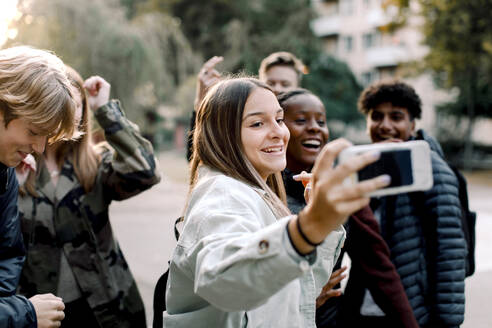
350, 80, 466, 327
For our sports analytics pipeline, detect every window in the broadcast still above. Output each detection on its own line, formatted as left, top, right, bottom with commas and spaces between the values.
343, 35, 353, 52
361, 70, 380, 86
379, 67, 397, 80
340, 0, 354, 15
362, 33, 373, 48
361, 72, 372, 86
362, 31, 380, 49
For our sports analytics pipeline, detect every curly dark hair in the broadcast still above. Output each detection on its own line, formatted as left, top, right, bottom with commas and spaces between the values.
358, 81, 422, 119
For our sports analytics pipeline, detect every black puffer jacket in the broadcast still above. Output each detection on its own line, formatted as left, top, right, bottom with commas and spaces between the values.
0, 164, 36, 328
378, 130, 466, 327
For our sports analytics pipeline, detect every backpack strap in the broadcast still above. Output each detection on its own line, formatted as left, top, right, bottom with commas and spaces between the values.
152, 216, 183, 328
174, 216, 184, 240
448, 166, 477, 276
152, 263, 170, 328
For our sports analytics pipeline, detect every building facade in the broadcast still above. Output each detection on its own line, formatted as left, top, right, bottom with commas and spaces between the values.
310, 0, 450, 132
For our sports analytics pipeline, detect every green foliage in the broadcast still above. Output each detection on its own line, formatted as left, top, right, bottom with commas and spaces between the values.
13, 0, 143, 114
394, 0, 492, 120
132, 13, 199, 97
7, 0, 363, 131
120, 0, 147, 19
392, 0, 492, 166
235, 0, 321, 72
174, 76, 198, 117
438, 81, 492, 119
138, 0, 362, 126
144, 0, 321, 73
303, 55, 363, 123
10, 0, 199, 126
144, 0, 240, 62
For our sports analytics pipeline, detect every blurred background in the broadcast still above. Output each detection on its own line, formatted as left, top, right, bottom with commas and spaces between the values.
1, 0, 491, 327
2, 0, 491, 168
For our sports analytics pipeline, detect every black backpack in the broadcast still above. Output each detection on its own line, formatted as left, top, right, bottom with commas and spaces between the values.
152, 217, 183, 328
449, 166, 477, 277
414, 165, 476, 278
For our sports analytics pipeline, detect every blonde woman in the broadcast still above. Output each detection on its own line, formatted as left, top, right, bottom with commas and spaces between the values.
163, 77, 389, 327
17, 67, 161, 328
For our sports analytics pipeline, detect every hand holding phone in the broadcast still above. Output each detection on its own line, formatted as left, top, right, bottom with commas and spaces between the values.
338, 140, 433, 197
289, 139, 391, 254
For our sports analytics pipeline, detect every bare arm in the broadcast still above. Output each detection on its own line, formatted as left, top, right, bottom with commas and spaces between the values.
194, 56, 223, 109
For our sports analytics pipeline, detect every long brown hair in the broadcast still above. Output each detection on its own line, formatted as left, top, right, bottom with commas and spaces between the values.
21, 66, 101, 196
189, 77, 290, 218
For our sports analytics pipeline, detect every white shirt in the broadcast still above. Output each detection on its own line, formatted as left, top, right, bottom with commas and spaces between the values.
163, 167, 345, 327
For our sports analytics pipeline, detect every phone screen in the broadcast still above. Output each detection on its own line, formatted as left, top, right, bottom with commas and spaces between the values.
358, 149, 413, 188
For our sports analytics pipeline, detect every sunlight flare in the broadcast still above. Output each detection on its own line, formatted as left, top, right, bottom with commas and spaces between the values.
0, 0, 19, 46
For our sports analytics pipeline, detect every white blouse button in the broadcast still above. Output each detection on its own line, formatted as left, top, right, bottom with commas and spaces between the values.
299, 260, 310, 272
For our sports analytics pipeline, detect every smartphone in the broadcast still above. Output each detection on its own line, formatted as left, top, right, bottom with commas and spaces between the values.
338, 140, 433, 197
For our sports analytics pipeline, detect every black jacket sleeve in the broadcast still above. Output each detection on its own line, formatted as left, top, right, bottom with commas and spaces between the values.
0, 167, 36, 328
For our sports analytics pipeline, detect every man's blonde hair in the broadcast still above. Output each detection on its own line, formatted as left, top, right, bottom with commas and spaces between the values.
258, 51, 307, 84
0, 46, 75, 143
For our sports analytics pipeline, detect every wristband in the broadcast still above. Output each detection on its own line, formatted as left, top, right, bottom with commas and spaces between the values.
296, 213, 323, 247
286, 220, 316, 258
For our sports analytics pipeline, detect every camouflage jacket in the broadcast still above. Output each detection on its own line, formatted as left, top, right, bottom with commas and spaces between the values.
17, 100, 161, 328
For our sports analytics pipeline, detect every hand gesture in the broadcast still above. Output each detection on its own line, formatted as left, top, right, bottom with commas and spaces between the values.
316, 266, 348, 308
195, 56, 223, 109
83, 76, 111, 111
293, 171, 312, 203
15, 154, 36, 186
290, 139, 390, 254
29, 294, 65, 328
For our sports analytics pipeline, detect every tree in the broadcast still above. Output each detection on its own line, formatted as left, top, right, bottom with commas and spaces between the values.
389, 0, 492, 168
9, 0, 365, 133
120, 0, 147, 19
10, 0, 199, 127
139, 0, 321, 70
139, 0, 363, 129
303, 55, 363, 125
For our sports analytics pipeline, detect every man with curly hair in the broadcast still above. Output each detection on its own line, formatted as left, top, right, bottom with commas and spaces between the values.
346, 80, 467, 328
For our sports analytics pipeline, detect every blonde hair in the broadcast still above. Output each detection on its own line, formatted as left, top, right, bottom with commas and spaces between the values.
258, 51, 307, 84
20, 65, 101, 196
190, 77, 290, 218
0, 46, 75, 143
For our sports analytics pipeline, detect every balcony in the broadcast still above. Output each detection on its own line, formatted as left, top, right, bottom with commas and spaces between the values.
366, 45, 408, 68
366, 8, 394, 28
310, 16, 341, 37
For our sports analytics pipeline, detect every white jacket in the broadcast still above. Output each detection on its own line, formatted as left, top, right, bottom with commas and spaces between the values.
163, 167, 345, 327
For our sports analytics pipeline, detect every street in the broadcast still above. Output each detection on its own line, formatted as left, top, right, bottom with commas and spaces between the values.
109, 151, 492, 327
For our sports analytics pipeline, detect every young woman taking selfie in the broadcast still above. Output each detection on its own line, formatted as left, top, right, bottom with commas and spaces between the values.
163, 77, 389, 327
